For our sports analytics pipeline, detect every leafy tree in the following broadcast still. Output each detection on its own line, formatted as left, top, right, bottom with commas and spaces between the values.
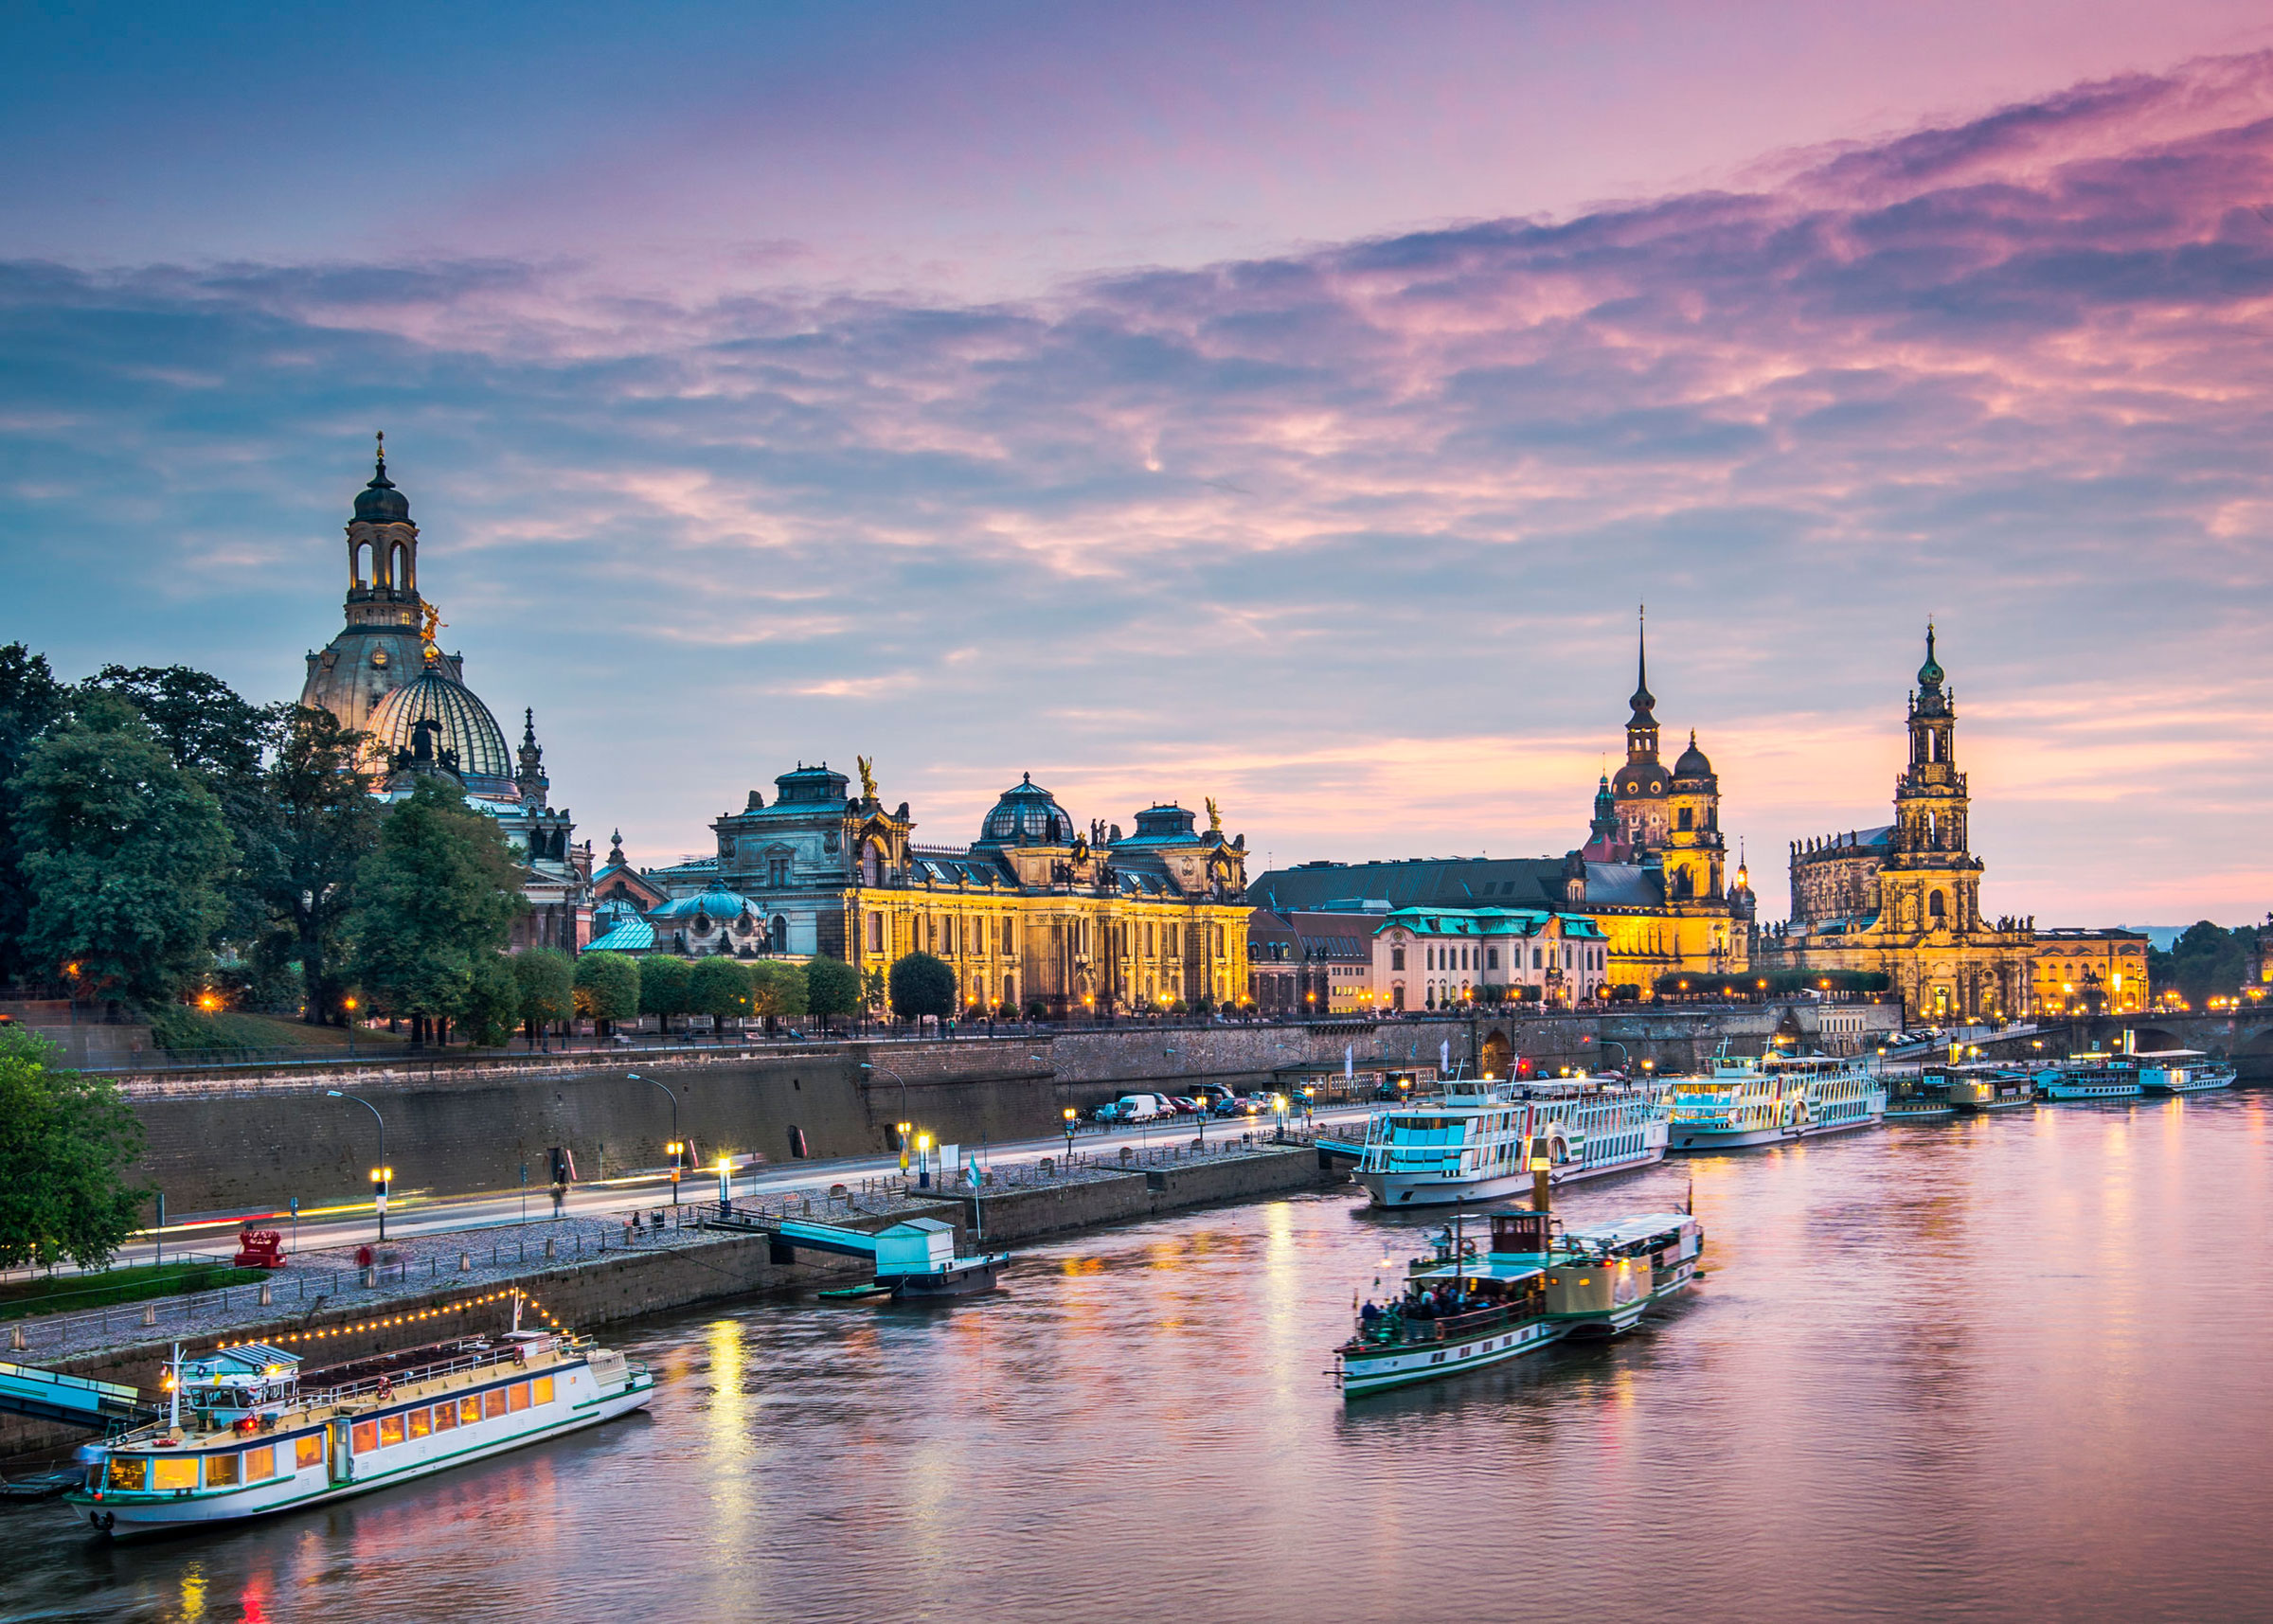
237, 707, 381, 1024
689, 955, 753, 1027
749, 959, 809, 1028
12, 691, 233, 1006
0, 644, 67, 981
464, 953, 523, 1047
861, 966, 886, 1013
513, 947, 576, 1044
889, 952, 957, 1022
86, 665, 274, 788
0, 1027, 148, 1270
344, 776, 526, 1044
574, 950, 641, 1031
639, 955, 694, 1034
806, 955, 862, 1026
2158, 920, 2254, 1009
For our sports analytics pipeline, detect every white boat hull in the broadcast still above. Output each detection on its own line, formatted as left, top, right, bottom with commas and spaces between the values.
1669, 1112, 1883, 1152
2040, 1083, 2140, 1101
1339, 1316, 1565, 1396
73, 1365, 653, 1538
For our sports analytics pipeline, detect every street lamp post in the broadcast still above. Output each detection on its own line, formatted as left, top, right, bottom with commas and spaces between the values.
344, 995, 358, 1059
1063, 1106, 1078, 1162
629, 1073, 682, 1204
326, 1090, 388, 1242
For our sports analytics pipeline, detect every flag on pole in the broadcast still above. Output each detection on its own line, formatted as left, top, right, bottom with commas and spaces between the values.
1440, 1039, 1451, 1074
1345, 1044, 1354, 1080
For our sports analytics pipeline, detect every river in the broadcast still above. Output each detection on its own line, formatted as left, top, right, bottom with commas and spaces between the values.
7, 1092, 2270, 1623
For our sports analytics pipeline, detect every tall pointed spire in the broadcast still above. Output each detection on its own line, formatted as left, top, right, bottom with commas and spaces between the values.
1628, 603, 1656, 723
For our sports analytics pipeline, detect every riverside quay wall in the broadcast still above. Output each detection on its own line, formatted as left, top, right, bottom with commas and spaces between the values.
113, 1006, 1902, 1214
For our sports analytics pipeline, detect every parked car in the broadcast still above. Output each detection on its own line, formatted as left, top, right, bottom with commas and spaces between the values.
1096, 1093, 1175, 1124
1168, 1097, 1206, 1115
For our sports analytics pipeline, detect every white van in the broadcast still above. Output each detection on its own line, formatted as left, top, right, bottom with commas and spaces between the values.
1100, 1093, 1172, 1123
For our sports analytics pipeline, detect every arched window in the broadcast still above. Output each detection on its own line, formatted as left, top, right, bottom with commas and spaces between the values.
861, 846, 882, 886
1928, 890, 1947, 921
1677, 807, 1692, 831
770, 915, 788, 954
867, 912, 884, 952
1390, 946, 1405, 971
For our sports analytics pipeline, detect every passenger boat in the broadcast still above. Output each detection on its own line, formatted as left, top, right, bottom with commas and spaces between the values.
1665, 1054, 1888, 1151
65, 1304, 652, 1537
1944, 1065, 2037, 1111
1352, 1078, 1666, 1207
1335, 1208, 1703, 1398
2032, 1060, 2142, 1101
1886, 1068, 1956, 1120
2135, 1052, 2235, 1095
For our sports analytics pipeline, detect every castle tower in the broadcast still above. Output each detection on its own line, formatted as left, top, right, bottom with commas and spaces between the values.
1610, 608, 1672, 849
1662, 730, 1726, 902
1876, 624, 1990, 1011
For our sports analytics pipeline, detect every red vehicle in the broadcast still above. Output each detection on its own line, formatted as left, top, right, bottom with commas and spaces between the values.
232, 1227, 287, 1269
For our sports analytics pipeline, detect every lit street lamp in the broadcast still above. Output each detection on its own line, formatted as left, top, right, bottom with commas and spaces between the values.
326, 1089, 388, 1241
1063, 1105, 1078, 1160
343, 995, 358, 1059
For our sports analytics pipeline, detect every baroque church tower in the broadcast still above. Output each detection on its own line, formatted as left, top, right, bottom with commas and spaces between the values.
1610, 610, 1673, 849
1878, 624, 1980, 937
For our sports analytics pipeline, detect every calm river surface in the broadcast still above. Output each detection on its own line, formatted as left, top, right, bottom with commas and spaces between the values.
9, 1094, 2273, 1624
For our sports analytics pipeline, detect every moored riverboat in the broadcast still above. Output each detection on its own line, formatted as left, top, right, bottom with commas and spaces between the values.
2136, 1052, 2234, 1094
1354, 1078, 1666, 1207
2033, 1060, 2142, 1101
63, 1304, 652, 1538
1666, 1054, 1887, 1151
1335, 1208, 1703, 1397
1945, 1065, 2037, 1111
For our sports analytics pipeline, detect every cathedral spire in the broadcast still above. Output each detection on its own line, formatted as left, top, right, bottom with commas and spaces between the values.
1628, 603, 1656, 723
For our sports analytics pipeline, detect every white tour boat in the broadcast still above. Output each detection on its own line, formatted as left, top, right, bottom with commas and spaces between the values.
1353, 1078, 1666, 1207
1665, 1053, 1888, 1151
1335, 1207, 1703, 1398
2032, 1059, 2143, 1101
2135, 1051, 2235, 1095
66, 1306, 652, 1537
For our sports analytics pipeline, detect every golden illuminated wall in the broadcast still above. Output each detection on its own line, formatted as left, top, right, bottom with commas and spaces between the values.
1593, 908, 1745, 989
2031, 935, 2149, 1015
844, 888, 1250, 1015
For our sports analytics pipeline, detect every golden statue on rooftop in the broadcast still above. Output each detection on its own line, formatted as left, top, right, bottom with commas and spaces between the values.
1206, 796, 1222, 832
856, 755, 879, 801
421, 602, 445, 663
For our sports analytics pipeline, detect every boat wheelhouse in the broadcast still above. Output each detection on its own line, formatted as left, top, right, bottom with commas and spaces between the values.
1353, 1078, 1666, 1207
1665, 1053, 1887, 1151
1942, 1064, 2037, 1111
65, 1314, 652, 1538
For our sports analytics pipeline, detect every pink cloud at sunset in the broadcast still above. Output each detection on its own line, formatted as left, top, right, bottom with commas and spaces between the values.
3, 41, 2272, 923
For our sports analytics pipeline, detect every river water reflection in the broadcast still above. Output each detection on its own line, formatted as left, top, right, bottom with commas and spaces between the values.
9, 1094, 2272, 1623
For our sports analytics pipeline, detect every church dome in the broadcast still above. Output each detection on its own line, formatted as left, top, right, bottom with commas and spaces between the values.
1614, 765, 1668, 797
978, 773, 1075, 846
1917, 623, 1945, 688
354, 455, 411, 525
652, 888, 756, 924
1673, 731, 1714, 778
367, 666, 516, 798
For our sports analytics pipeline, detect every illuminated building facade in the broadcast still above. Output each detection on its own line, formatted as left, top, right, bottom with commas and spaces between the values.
2031, 929, 2150, 1016
1758, 628, 2035, 1021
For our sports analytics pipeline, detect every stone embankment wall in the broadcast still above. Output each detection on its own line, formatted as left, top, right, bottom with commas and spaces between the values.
111, 1005, 1900, 1213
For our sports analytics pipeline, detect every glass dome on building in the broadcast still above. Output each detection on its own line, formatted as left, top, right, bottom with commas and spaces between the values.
367, 667, 518, 800
978, 773, 1076, 846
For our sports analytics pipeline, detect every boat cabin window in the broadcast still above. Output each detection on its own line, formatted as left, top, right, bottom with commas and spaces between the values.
483, 1388, 509, 1420
378, 1414, 406, 1448
461, 1395, 485, 1426
532, 1375, 556, 1405
151, 1455, 198, 1491
106, 1455, 149, 1491
408, 1406, 433, 1438
351, 1420, 378, 1454
434, 1401, 459, 1433
205, 1452, 240, 1489
244, 1445, 277, 1483
508, 1382, 532, 1413
295, 1434, 325, 1470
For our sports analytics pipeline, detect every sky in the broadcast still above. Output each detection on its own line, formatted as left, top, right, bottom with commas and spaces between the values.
6, 2, 2273, 923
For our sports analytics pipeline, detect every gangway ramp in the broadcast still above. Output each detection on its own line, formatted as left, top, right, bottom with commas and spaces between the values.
0, 1360, 158, 1431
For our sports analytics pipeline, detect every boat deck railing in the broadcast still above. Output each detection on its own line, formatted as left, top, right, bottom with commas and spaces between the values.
1350, 1299, 1538, 1350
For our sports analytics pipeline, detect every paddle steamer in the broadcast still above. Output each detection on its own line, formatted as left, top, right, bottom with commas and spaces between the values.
1665, 1053, 1887, 1151
1353, 1077, 1666, 1207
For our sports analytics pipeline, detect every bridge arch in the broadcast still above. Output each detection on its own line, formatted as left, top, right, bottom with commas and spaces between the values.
1479, 1029, 1512, 1080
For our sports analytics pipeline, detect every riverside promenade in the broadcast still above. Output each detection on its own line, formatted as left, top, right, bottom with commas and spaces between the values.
2, 1136, 1337, 1458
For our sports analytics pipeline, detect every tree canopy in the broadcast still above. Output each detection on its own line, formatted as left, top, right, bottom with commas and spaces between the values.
639, 955, 694, 1028
0, 643, 67, 982
344, 776, 526, 1035
236, 706, 381, 1023
574, 951, 642, 1026
11, 690, 234, 1005
463, 953, 523, 1047
749, 959, 809, 1024
806, 955, 862, 1023
889, 952, 957, 1021
513, 947, 576, 1033
2152, 920, 2257, 1008
688, 955, 753, 1023
0, 1027, 148, 1270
